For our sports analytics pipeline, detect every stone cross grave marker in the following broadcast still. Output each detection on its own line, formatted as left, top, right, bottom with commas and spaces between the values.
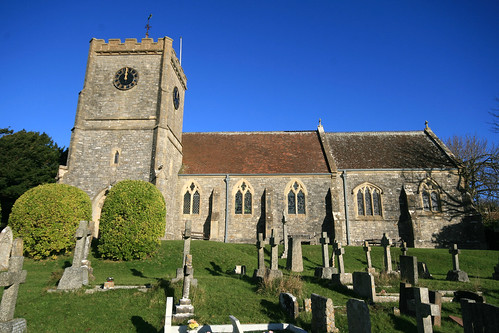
446, 244, 469, 282
172, 220, 193, 283
347, 298, 372, 333
400, 255, 418, 285
332, 241, 353, 285
381, 233, 393, 273
57, 221, 93, 290
320, 232, 330, 268
0, 227, 13, 271
280, 210, 288, 259
363, 241, 375, 274
311, 293, 338, 333
268, 230, 283, 279
286, 237, 303, 272
174, 254, 194, 320
0, 238, 27, 331
414, 287, 440, 333
331, 240, 338, 268
254, 232, 267, 278
334, 242, 346, 273
401, 241, 408, 256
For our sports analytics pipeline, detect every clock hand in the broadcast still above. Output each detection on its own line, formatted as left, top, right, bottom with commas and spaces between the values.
124, 67, 129, 80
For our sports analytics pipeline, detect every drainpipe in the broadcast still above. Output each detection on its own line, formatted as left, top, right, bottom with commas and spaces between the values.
224, 174, 230, 243
342, 171, 351, 245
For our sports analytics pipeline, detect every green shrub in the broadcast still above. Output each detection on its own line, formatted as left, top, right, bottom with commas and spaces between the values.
98, 180, 166, 260
9, 183, 91, 259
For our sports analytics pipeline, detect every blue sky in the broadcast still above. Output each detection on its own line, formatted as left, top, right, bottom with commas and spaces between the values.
1, 0, 498, 148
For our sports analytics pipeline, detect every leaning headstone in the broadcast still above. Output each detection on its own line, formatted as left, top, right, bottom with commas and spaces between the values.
229, 315, 245, 333
57, 221, 93, 290
414, 287, 440, 333
311, 293, 338, 333
460, 298, 499, 333
279, 292, 299, 319
400, 255, 418, 285
446, 244, 469, 282
381, 233, 393, 273
173, 254, 194, 320
253, 233, 267, 279
347, 298, 372, 333
353, 272, 376, 303
280, 211, 288, 259
331, 242, 352, 285
315, 232, 337, 279
0, 238, 27, 332
418, 262, 433, 279
286, 237, 303, 272
0, 227, 13, 271
363, 241, 375, 274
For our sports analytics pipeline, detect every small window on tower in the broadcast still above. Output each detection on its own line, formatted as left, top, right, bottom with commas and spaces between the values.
114, 151, 120, 164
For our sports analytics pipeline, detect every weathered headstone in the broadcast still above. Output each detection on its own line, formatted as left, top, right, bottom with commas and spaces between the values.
363, 241, 375, 274
429, 291, 442, 327
381, 233, 393, 273
57, 221, 93, 290
414, 287, 440, 333
347, 298, 372, 333
453, 290, 485, 304
0, 238, 27, 332
399, 282, 415, 315
460, 298, 499, 333
418, 262, 433, 279
0, 227, 13, 271
400, 255, 418, 285
279, 292, 299, 319
253, 233, 267, 279
233, 265, 246, 275
331, 242, 352, 285
173, 254, 194, 320
353, 272, 376, 303
268, 230, 283, 279
315, 232, 337, 279
446, 244, 469, 282
286, 237, 303, 272
311, 293, 338, 333
303, 298, 312, 312
280, 210, 288, 259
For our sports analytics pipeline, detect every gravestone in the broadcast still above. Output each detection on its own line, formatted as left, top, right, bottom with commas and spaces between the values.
233, 265, 246, 275
303, 298, 312, 312
286, 237, 303, 272
268, 230, 283, 279
446, 244, 469, 282
414, 287, 440, 333
280, 211, 288, 259
353, 272, 376, 303
418, 262, 433, 279
253, 233, 267, 279
400, 255, 418, 285
279, 292, 299, 319
400, 241, 408, 256
0, 238, 27, 332
399, 282, 415, 315
57, 221, 94, 290
363, 241, 375, 274
460, 298, 499, 333
311, 293, 338, 333
315, 232, 337, 279
429, 291, 442, 327
453, 290, 485, 304
347, 298, 372, 333
173, 254, 194, 320
0, 227, 13, 271
492, 258, 499, 280
172, 220, 193, 283
331, 242, 352, 285
381, 233, 393, 273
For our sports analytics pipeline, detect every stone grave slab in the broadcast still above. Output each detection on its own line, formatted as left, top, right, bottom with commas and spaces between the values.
400, 255, 418, 285
353, 272, 376, 303
0, 227, 13, 271
347, 298, 372, 333
311, 293, 338, 333
286, 237, 303, 272
279, 292, 298, 319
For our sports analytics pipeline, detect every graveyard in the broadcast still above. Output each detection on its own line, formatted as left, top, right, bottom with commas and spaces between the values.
3, 238, 499, 332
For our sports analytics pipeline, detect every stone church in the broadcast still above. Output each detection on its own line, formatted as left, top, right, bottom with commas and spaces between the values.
58, 37, 483, 248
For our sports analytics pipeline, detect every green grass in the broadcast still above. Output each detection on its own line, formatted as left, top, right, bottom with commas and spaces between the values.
8, 241, 499, 332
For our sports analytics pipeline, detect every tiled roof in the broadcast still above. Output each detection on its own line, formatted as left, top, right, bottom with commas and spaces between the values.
181, 131, 330, 174
324, 131, 456, 169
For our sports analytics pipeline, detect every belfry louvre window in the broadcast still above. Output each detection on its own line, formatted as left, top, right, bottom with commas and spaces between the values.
287, 181, 306, 214
183, 182, 200, 214
234, 181, 252, 215
356, 184, 382, 216
421, 180, 441, 212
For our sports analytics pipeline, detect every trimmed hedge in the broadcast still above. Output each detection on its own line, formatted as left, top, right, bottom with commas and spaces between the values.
9, 183, 92, 259
98, 180, 166, 260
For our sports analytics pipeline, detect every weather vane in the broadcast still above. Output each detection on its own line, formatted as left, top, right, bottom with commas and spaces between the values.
145, 14, 152, 38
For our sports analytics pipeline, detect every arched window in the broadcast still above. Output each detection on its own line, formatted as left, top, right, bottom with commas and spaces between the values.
286, 180, 306, 215
114, 151, 120, 164
111, 148, 121, 166
355, 183, 382, 217
183, 182, 200, 215
420, 179, 441, 212
234, 181, 253, 215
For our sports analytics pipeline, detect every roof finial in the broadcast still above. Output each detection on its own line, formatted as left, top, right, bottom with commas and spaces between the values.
425, 120, 429, 129
319, 118, 322, 126
145, 14, 152, 38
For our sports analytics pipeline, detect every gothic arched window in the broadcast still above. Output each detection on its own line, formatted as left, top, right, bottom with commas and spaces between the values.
287, 180, 306, 215
420, 180, 441, 212
183, 182, 200, 215
234, 181, 253, 215
355, 184, 382, 217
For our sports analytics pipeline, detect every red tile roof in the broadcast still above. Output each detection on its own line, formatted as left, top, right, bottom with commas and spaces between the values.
181, 131, 330, 174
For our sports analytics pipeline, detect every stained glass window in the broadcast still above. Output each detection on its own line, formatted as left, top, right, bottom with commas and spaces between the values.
422, 190, 430, 211
297, 190, 306, 214
373, 189, 381, 215
192, 191, 200, 214
183, 182, 200, 214
235, 191, 243, 214
430, 192, 439, 211
421, 180, 441, 212
183, 191, 191, 214
234, 181, 253, 215
357, 185, 382, 216
244, 191, 252, 214
365, 188, 373, 215
357, 190, 364, 216
288, 191, 296, 214
287, 180, 306, 215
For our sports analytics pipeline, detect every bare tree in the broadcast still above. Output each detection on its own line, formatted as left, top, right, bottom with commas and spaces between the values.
490, 97, 499, 133
446, 135, 499, 208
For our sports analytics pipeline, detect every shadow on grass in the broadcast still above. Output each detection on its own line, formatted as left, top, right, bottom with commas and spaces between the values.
260, 299, 287, 323
62, 260, 71, 269
302, 255, 321, 268
205, 261, 223, 276
391, 314, 417, 333
131, 315, 160, 333
131, 268, 146, 278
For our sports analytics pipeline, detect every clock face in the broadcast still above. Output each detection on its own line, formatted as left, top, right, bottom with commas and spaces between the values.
173, 86, 180, 110
113, 67, 138, 90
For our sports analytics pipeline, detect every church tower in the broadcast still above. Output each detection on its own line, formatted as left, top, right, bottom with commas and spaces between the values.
58, 37, 187, 238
